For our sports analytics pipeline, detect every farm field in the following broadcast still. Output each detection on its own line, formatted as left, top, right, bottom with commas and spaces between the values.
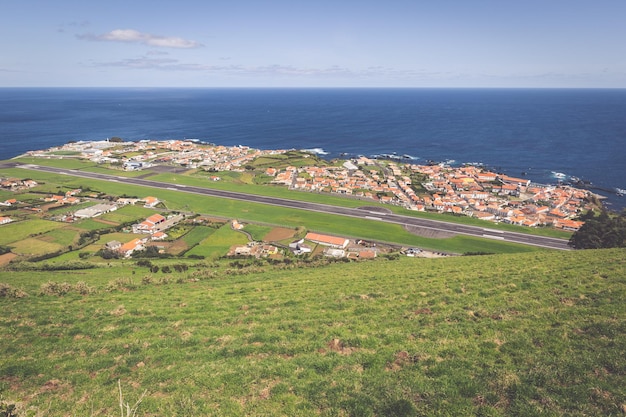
184, 223, 249, 260
0, 248, 624, 416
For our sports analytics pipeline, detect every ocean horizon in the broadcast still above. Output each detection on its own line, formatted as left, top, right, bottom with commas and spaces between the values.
1, 87, 625, 209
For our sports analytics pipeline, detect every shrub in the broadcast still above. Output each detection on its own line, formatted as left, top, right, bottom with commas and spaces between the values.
106, 277, 137, 292
136, 259, 153, 268
40, 281, 72, 296
0, 401, 18, 417
74, 281, 95, 295
0, 283, 28, 299
98, 249, 121, 260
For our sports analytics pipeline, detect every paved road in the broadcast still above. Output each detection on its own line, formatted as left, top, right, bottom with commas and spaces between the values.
13, 163, 572, 250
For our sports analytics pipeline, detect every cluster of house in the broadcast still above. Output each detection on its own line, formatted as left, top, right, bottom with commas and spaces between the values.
34, 140, 287, 172
104, 237, 148, 258
302, 232, 377, 259
268, 158, 411, 205
64, 196, 161, 223
1, 177, 38, 191
42, 188, 83, 205
408, 164, 591, 230
104, 205, 183, 258
228, 227, 377, 260
266, 158, 593, 231
229, 241, 282, 258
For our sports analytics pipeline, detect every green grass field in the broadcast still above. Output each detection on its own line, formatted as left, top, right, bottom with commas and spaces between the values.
0, 248, 624, 416
99, 205, 155, 224
184, 224, 249, 260
9, 237, 64, 256
180, 225, 217, 247
243, 224, 274, 241
0, 219, 64, 246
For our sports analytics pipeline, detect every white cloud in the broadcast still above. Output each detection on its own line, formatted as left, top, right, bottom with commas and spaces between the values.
78, 29, 202, 49
87, 56, 462, 83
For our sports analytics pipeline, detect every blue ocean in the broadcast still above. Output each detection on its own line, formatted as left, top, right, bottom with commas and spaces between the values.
1, 88, 625, 209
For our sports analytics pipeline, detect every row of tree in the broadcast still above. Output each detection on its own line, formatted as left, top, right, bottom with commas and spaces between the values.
569, 210, 626, 249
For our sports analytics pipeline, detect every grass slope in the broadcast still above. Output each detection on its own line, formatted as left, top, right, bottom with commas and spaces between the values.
1, 248, 624, 416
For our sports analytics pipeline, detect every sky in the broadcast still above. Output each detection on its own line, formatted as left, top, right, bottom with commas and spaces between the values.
1, 0, 626, 88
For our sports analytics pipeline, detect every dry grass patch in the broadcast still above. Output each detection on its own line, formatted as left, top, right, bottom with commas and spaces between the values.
263, 227, 296, 241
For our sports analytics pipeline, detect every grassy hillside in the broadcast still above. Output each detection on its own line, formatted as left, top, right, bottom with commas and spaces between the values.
1, 248, 624, 416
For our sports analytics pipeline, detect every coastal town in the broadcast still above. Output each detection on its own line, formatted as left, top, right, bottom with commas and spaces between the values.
23, 138, 597, 233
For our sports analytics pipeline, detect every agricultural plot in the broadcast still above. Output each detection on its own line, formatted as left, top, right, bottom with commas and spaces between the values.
0, 219, 64, 246
9, 237, 63, 256
39, 227, 80, 247
185, 223, 249, 259
73, 218, 117, 231
242, 224, 274, 241
98, 204, 155, 224
164, 225, 217, 256
263, 226, 298, 242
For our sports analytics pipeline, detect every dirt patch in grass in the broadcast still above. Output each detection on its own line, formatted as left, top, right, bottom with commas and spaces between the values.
404, 225, 457, 239
165, 240, 188, 255
264, 227, 296, 242
319, 338, 357, 355
0, 252, 17, 266
92, 218, 119, 226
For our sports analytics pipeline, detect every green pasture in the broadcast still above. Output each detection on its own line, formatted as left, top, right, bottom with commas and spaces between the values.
243, 224, 274, 241
83, 165, 156, 178
9, 237, 63, 256
185, 224, 248, 259
40, 227, 80, 247
0, 248, 623, 416
99, 205, 155, 224
0, 190, 13, 201
12, 156, 95, 169
250, 151, 328, 169
180, 225, 217, 247
73, 218, 116, 231
0, 219, 63, 246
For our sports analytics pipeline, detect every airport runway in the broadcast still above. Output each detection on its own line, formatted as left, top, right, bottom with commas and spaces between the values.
13, 163, 572, 250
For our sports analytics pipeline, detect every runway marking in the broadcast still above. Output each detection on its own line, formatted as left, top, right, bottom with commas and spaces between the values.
365, 216, 382, 221
482, 234, 505, 240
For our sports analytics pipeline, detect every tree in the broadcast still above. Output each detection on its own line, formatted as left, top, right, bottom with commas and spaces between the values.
568, 210, 626, 249
109, 136, 124, 143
